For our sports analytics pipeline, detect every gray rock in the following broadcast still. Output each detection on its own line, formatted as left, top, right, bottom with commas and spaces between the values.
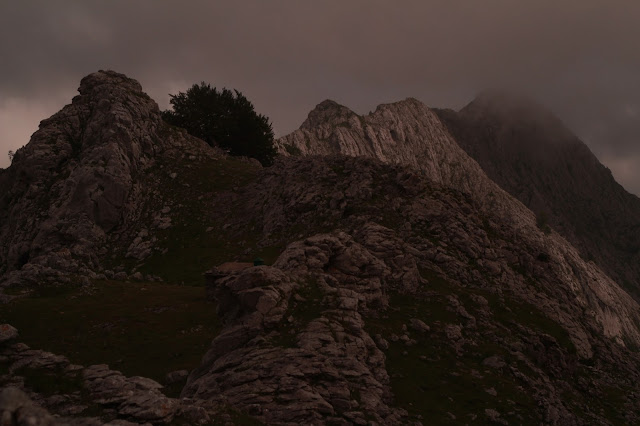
445, 324, 463, 341
165, 369, 189, 385
0, 324, 18, 343
482, 356, 506, 370
485, 408, 508, 424
183, 232, 408, 425
113, 271, 128, 281
409, 318, 430, 333
0, 70, 215, 287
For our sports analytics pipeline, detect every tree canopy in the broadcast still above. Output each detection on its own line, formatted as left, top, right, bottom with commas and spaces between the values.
162, 83, 276, 166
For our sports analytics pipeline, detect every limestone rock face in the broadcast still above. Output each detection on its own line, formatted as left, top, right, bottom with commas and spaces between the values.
183, 154, 640, 423
184, 237, 408, 425
275, 98, 640, 356
277, 98, 480, 190
277, 98, 515, 212
3, 71, 640, 424
0, 70, 213, 286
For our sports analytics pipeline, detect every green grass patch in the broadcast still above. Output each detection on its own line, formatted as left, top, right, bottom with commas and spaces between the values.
365, 289, 539, 424
136, 222, 230, 285
488, 297, 576, 355
420, 267, 575, 355
0, 280, 220, 382
124, 155, 262, 285
102, 154, 260, 281
271, 277, 325, 348
16, 365, 83, 396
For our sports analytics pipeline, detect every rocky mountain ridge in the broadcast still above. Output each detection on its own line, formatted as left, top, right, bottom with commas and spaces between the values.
275, 97, 640, 353
0, 70, 219, 292
1, 71, 640, 424
276, 98, 490, 195
435, 91, 640, 302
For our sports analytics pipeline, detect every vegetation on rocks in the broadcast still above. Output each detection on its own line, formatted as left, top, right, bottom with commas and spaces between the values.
1, 70, 640, 425
162, 82, 277, 166
0, 280, 219, 382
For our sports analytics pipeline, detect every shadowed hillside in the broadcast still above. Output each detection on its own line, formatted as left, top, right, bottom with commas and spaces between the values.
1, 72, 640, 425
436, 91, 640, 301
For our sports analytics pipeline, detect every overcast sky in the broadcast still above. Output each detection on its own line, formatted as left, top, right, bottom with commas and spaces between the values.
1, 1, 639, 194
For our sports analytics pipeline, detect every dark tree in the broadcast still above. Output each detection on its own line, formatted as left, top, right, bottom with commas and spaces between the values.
162, 83, 276, 166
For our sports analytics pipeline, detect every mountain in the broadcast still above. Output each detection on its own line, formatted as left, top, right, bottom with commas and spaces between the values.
1, 72, 640, 425
0, 70, 218, 291
276, 98, 489, 195
435, 90, 640, 301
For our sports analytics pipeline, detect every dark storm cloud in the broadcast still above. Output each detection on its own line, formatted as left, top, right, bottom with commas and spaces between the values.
1, 1, 639, 194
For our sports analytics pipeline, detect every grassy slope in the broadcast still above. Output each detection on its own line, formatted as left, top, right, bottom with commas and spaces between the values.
124, 154, 281, 285
2, 155, 265, 385
365, 274, 540, 424
0, 280, 219, 383
1, 154, 635, 424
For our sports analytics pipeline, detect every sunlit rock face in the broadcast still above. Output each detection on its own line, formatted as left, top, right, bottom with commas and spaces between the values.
275, 97, 640, 357
277, 98, 486, 193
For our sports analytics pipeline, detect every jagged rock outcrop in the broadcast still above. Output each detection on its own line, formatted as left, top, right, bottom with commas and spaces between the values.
185, 155, 640, 424
0, 70, 217, 288
276, 98, 556, 254
0, 325, 230, 425
3, 71, 640, 424
276, 98, 489, 195
435, 90, 640, 301
256, 156, 640, 351
185, 238, 407, 425
274, 100, 640, 354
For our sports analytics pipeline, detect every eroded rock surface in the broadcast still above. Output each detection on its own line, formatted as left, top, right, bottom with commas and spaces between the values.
186, 212, 640, 424
436, 91, 640, 302
186, 240, 407, 425
2, 71, 640, 425
0, 70, 216, 289
0, 327, 231, 425
275, 98, 533, 224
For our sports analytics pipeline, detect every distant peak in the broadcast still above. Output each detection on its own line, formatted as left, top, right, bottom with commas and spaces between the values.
301, 99, 356, 129
397, 97, 423, 105
316, 99, 343, 109
78, 70, 144, 97
460, 89, 575, 141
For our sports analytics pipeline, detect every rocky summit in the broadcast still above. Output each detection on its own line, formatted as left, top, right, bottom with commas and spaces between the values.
0, 70, 216, 292
1, 71, 640, 425
436, 91, 640, 303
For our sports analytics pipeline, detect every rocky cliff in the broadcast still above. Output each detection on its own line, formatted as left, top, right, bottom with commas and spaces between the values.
2, 72, 640, 425
0, 70, 217, 291
276, 98, 491, 195
181, 156, 640, 424
275, 97, 640, 352
435, 91, 640, 302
